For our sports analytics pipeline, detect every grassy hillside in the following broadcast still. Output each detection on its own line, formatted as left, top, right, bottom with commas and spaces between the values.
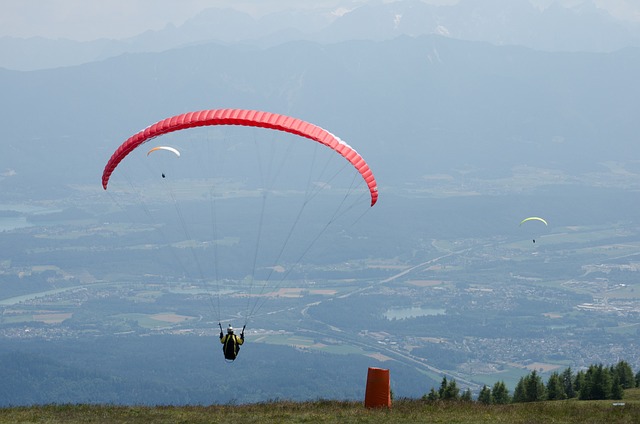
1, 393, 638, 424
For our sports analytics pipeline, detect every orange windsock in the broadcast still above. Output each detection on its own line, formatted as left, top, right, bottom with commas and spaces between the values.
364, 367, 391, 408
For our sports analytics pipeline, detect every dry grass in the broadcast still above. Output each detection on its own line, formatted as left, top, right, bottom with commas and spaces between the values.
1, 397, 638, 424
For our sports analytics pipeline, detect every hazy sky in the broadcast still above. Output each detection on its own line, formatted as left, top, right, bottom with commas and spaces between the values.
1, 0, 638, 41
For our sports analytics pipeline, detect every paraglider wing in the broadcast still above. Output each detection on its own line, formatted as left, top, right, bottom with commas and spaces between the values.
519, 217, 548, 226
147, 146, 181, 157
102, 109, 378, 206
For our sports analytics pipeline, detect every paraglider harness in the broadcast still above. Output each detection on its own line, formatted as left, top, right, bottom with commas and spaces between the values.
219, 323, 245, 362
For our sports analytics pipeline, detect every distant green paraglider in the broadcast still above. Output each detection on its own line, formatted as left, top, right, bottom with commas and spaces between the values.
519, 216, 548, 243
519, 217, 548, 226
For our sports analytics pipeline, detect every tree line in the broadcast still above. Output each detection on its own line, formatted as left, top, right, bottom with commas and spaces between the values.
421, 360, 639, 403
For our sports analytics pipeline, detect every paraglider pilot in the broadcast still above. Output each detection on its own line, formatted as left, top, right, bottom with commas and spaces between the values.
219, 323, 244, 361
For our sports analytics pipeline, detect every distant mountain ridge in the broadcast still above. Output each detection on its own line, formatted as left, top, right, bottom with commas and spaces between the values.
1, 34, 638, 198
2, 0, 640, 71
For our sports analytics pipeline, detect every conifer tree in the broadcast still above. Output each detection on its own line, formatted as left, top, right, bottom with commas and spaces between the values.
611, 373, 624, 400
580, 364, 612, 400
491, 381, 510, 404
423, 387, 439, 401
443, 378, 460, 400
513, 376, 526, 403
561, 367, 576, 398
524, 370, 546, 402
512, 370, 546, 403
613, 360, 636, 389
430, 376, 460, 401
438, 376, 448, 399
546, 372, 567, 400
574, 370, 586, 397
478, 385, 492, 404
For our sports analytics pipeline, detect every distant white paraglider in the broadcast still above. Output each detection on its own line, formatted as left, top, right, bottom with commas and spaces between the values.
147, 146, 181, 157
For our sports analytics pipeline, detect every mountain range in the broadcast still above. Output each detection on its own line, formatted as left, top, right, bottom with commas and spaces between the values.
1, 34, 639, 200
2, 0, 640, 71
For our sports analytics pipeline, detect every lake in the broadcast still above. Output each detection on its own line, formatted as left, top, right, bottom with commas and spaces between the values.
384, 306, 446, 320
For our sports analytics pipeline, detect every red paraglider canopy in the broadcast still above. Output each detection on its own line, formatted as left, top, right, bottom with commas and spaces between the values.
102, 109, 378, 206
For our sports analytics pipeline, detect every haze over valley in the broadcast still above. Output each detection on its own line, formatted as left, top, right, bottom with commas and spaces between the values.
1, 0, 639, 405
